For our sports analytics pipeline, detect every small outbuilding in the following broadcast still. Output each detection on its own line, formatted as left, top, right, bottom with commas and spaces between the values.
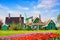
1, 24, 9, 30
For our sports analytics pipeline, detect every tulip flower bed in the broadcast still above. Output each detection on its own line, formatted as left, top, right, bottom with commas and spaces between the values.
0, 32, 60, 40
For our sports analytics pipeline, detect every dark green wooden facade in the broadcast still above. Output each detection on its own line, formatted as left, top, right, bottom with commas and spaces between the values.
46, 20, 57, 30
33, 17, 40, 23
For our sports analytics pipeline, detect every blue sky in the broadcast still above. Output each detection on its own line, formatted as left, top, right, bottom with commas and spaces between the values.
0, 0, 60, 26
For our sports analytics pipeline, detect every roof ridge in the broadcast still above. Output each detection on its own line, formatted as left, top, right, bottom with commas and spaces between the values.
45, 19, 51, 25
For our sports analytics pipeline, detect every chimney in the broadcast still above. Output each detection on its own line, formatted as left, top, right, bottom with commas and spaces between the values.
39, 14, 41, 20
19, 14, 22, 22
31, 16, 33, 22
19, 14, 22, 26
9, 13, 10, 19
20, 14, 22, 17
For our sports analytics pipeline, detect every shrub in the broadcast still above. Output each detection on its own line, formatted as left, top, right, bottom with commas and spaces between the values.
9, 22, 20, 30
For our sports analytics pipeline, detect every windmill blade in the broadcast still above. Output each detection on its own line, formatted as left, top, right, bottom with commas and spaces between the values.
24, 13, 29, 22
24, 13, 27, 18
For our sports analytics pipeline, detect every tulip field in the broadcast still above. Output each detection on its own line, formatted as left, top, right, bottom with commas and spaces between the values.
0, 32, 60, 40
0, 30, 60, 40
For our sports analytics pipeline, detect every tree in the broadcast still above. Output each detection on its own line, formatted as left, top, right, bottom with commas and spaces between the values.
57, 14, 60, 23
9, 21, 20, 30
0, 20, 3, 30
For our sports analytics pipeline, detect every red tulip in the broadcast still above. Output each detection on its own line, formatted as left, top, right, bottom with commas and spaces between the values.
45, 34, 50, 38
30, 35, 38, 40
49, 34, 57, 38
26, 35, 33, 40
11, 38, 18, 40
18, 36, 26, 40
2, 33, 60, 40
56, 34, 60, 38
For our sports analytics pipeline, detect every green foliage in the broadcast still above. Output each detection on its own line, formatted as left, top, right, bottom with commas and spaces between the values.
0, 30, 60, 36
0, 20, 3, 30
9, 23, 20, 30
16, 25, 20, 30
57, 27, 60, 30
57, 14, 60, 23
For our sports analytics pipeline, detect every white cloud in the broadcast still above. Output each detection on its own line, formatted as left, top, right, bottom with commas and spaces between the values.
8, 10, 21, 14
17, 5, 29, 10
34, 0, 60, 9
28, 10, 41, 17
0, 16, 6, 24
0, 4, 23, 23
0, 4, 23, 16
0, 4, 9, 10
41, 9, 59, 22
0, 11, 4, 14
7, 10, 23, 17
33, 0, 60, 22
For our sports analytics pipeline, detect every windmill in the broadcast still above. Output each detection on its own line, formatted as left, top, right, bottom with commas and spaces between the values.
24, 13, 29, 23
24, 13, 33, 26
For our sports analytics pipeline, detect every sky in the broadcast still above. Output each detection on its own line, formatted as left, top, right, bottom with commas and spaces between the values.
0, 0, 60, 26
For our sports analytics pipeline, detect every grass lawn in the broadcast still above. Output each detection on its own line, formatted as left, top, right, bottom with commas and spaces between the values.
0, 30, 60, 36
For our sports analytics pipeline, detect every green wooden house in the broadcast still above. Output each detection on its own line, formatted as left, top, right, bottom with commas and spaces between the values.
44, 20, 57, 30
32, 17, 44, 30
26, 17, 40, 30
32, 17, 40, 30
27, 17, 44, 30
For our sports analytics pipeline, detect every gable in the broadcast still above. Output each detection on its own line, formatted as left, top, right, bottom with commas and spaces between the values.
48, 20, 55, 25
33, 17, 40, 23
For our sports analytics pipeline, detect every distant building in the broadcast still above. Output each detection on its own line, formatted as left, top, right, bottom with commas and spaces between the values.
5, 13, 24, 25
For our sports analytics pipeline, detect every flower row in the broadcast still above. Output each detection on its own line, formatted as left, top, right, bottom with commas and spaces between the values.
0, 32, 60, 40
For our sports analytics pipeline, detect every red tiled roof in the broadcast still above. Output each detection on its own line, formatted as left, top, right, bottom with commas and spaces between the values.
44, 19, 51, 25
38, 20, 44, 26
